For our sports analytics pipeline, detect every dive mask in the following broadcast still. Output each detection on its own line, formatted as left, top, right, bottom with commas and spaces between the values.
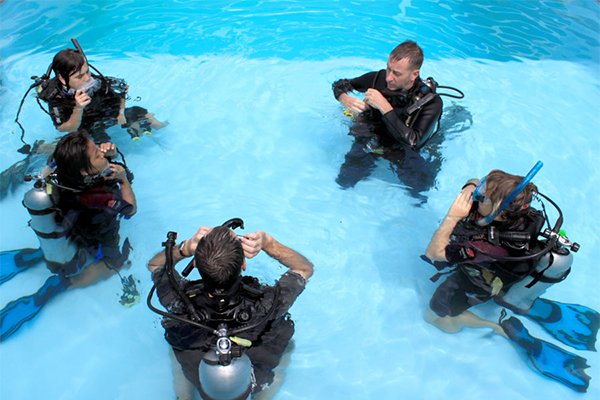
472, 176, 491, 205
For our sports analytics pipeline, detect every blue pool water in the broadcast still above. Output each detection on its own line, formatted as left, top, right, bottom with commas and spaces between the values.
1, 1, 599, 399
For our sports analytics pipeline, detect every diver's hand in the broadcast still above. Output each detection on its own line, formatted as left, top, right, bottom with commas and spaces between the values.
448, 190, 473, 220
339, 93, 368, 114
99, 142, 117, 157
74, 88, 91, 109
181, 226, 213, 258
241, 231, 269, 259
365, 89, 392, 114
117, 110, 126, 125
107, 164, 129, 184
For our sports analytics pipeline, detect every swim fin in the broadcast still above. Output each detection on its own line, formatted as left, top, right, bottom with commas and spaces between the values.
0, 274, 71, 341
0, 248, 44, 284
525, 298, 599, 351
500, 316, 591, 392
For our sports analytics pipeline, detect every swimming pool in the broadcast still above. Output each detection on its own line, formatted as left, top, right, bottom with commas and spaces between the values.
1, 0, 599, 399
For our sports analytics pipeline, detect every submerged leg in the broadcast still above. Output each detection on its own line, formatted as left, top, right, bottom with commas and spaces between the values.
0, 274, 71, 341
336, 138, 378, 189
425, 307, 507, 337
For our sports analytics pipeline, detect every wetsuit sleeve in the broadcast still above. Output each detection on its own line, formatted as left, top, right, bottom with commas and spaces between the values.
382, 94, 443, 149
332, 71, 379, 99
273, 270, 306, 317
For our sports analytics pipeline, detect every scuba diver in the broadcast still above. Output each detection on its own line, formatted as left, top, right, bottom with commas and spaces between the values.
147, 220, 314, 400
423, 163, 599, 392
332, 40, 465, 201
14, 39, 167, 154
0, 129, 139, 342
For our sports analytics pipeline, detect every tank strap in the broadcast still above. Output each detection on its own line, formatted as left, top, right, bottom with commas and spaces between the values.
22, 201, 55, 216
31, 227, 69, 240
525, 252, 571, 288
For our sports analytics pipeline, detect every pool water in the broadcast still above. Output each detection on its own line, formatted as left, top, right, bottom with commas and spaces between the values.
1, 1, 599, 399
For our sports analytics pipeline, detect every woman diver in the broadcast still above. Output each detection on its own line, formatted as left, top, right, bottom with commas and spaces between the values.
0, 129, 137, 341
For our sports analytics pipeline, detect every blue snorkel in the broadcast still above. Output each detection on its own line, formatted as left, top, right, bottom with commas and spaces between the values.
475, 161, 544, 226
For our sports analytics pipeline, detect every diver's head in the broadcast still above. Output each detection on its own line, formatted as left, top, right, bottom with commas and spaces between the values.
52, 49, 90, 90
387, 41, 422, 91
194, 226, 245, 293
474, 169, 538, 222
54, 130, 109, 186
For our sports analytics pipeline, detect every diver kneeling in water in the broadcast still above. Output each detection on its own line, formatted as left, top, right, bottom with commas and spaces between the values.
423, 163, 598, 392
15, 39, 167, 151
0, 129, 137, 341
147, 220, 313, 400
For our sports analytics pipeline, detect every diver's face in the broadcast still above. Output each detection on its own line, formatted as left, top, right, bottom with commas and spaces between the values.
64, 62, 91, 89
83, 139, 109, 176
386, 57, 419, 91
477, 200, 495, 217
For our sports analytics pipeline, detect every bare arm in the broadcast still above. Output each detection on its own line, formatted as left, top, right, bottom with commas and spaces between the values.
425, 180, 478, 261
241, 231, 314, 280
147, 226, 212, 273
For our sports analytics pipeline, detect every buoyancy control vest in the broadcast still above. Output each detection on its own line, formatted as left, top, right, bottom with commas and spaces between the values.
163, 276, 278, 351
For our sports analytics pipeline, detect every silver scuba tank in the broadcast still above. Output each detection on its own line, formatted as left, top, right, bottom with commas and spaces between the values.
23, 180, 78, 264
498, 249, 573, 314
198, 332, 255, 400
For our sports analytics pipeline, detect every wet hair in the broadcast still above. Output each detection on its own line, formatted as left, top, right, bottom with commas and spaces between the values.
52, 49, 86, 89
485, 169, 538, 221
53, 130, 93, 187
389, 41, 424, 71
194, 226, 244, 290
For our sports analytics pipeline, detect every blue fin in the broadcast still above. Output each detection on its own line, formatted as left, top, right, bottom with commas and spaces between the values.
501, 316, 591, 392
0, 248, 44, 284
525, 298, 599, 351
0, 274, 71, 341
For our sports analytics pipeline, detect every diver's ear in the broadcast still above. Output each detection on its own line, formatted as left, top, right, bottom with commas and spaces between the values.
241, 260, 246, 272
80, 169, 88, 176
57, 74, 66, 85
412, 68, 420, 80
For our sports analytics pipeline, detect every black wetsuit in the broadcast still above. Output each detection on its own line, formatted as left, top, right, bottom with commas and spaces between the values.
51, 179, 134, 276
332, 71, 443, 198
153, 268, 306, 393
39, 75, 147, 143
430, 207, 545, 317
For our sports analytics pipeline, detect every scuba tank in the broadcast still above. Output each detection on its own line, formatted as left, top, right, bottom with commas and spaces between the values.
198, 324, 255, 400
498, 229, 579, 314
23, 180, 78, 265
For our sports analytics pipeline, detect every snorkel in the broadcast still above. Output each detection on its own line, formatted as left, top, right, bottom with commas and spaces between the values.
474, 161, 544, 227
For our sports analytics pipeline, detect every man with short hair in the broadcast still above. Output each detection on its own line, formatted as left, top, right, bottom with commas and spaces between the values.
148, 225, 314, 399
332, 40, 443, 194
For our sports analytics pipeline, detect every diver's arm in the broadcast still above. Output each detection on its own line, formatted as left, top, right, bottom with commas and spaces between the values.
242, 231, 314, 280
147, 226, 212, 272
382, 96, 442, 149
425, 189, 474, 261
147, 246, 189, 273
110, 164, 137, 216
333, 72, 379, 114
56, 89, 90, 132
